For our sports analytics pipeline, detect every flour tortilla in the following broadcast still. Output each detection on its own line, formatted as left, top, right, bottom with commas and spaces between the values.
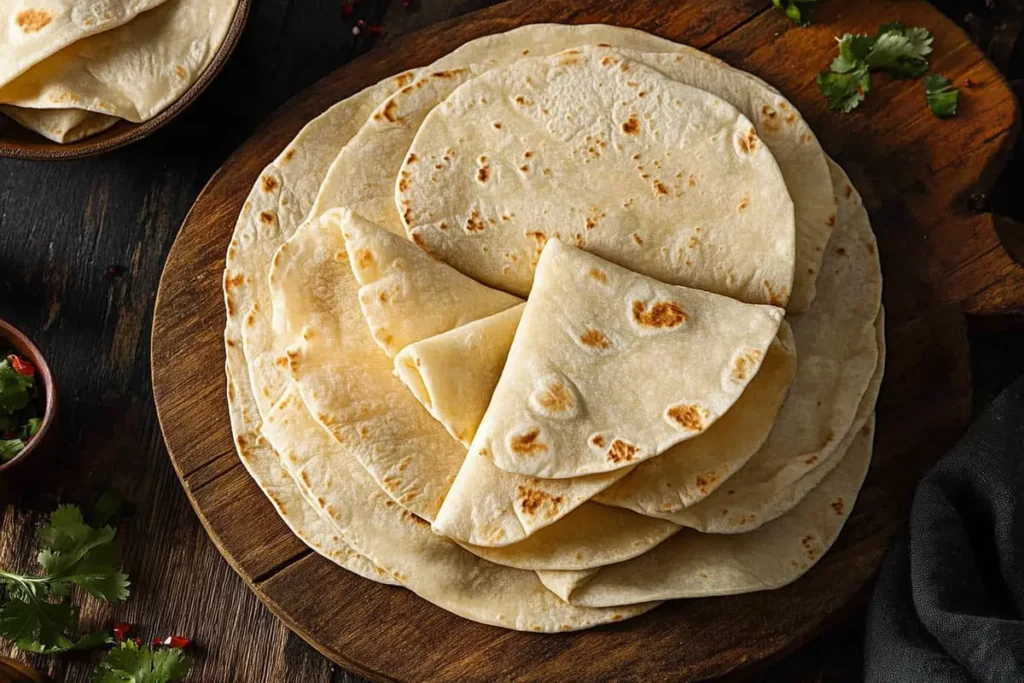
1, 0, 238, 126
399, 48, 796, 307
472, 238, 784, 479
340, 215, 521, 359
0, 105, 117, 142
246, 25, 701, 527
224, 71, 421, 583
0, 0, 168, 88
395, 304, 524, 447
594, 323, 796, 514
260, 385, 658, 630
536, 416, 875, 606
658, 159, 882, 533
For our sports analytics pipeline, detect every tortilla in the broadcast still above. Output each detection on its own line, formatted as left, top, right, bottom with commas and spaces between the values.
658, 159, 882, 532
0, 0, 168, 88
536, 416, 875, 606
260, 385, 659, 630
470, 238, 784, 479
398, 48, 796, 306
594, 323, 796, 514
1, 0, 238, 125
395, 304, 525, 447
339, 213, 521, 359
224, 71, 421, 583
0, 105, 118, 143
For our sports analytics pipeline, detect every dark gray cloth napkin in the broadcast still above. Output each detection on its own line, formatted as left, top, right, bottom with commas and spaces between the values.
864, 374, 1024, 681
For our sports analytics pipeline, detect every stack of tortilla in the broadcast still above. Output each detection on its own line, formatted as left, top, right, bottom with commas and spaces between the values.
0, 0, 239, 143
223, 24, 884, 632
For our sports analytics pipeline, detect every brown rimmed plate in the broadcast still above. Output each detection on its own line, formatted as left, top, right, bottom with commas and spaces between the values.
0, 0, 251, 162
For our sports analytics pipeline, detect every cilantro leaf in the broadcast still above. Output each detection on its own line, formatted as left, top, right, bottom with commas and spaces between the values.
832, 34, 875, 73
772, 0, 819, 27
817, 65, 872, 112
0, 360, 34, 414
0, 439, 24, 462
865, 30, 932, 78
925, 74, 959, 118
0, 596, 76, 652
38, 505, 128, 602
26, 417, 41, 437
94, 641, 192, 683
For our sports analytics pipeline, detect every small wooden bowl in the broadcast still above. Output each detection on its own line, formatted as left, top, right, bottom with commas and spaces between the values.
0, 0, 251, 161
0, 319, 57, 476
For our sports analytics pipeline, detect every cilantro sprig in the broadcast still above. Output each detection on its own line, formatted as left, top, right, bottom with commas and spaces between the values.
772, 0, 820, 27
93, 641, 192, 683
0, 504, 130, 654
818, 22, 950, 115
925, 74, 959, 118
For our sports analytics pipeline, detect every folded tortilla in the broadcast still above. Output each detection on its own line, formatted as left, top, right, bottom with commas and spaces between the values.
470, 238, 784, 479
395, 304, 525, 447
0, 105, 118, 143
340, 214, 521, 358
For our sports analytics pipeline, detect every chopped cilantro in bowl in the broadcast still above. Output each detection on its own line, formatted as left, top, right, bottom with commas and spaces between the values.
0, 352, 43, 462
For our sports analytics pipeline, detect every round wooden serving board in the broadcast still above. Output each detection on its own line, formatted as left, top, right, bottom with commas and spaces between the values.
152, 1, 1023, 680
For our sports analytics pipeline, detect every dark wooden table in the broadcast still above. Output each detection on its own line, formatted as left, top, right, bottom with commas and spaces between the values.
1, 1, 1022, 681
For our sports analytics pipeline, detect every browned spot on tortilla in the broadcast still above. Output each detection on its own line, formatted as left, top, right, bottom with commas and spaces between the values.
397, 170, 410, 193
354, 248, 375, 270
591, 434, 606, 448
283, 149, 296, 162
259, 211, 275, 224
622, 114, 640, 135
225, 273, 244, 290
173, 65, 187, 79
517, 486, 564, 517
16, 9, 52, 32
580, 329, 613, 349
465, 210, 486, 233
477, 165, 490, 182
375, 99, 400, 123
510, 428, 547, 456
524, 150, 533, 159
695, 471, 720, 495
826, 214, 836, 227
668, 404, 705, 431
831, 498, 845, 515
515, 96, 534, 106
588, 268, 607, 283
632, 301, 687, 328
261, 175, 278, 192
836, 246, 850, 257
632, 232, 644, 245
653, 180, 670, 196
411, 231, 426, 248
785, 113, 797, 124
738, 196, 750, 211
431, 69, 459, 80
393, 72, 415, 88
737, 127, 759, 153
403, 208, 415, 226
845, 184, 854, 198
521, 49, 530, 55
559, 54, 581, 65
300, 470, 312, 487
620, 63, 630, 72
761, 104, 781, 132
405, 153, 418, 164
600, 55, 617, 66
519, 164, 530, 173
607, 439, 639, 464
732, 349, 763, 382
763, 279, 787, 307
585, 208, 605, 230
806, 455, 819, 465
525, 230, 547, 252
492, 121, 502, 130
535, 382, 574, 413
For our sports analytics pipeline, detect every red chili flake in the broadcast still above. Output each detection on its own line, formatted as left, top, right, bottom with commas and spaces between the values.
166, 636, 190, 649
7, 355, 34, 377
133, 637, 143, 647
113, 623, 131, 642
963, 78, 974, 88
341, 1, 353, 18
105, 264, 126, 278
367, 24, 383, 36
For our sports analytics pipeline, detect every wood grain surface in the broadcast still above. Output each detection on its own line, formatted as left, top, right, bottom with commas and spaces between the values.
1, 0, 1022, 681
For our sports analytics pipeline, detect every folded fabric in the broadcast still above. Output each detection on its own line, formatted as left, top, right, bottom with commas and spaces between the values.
865, 373, 1024, 682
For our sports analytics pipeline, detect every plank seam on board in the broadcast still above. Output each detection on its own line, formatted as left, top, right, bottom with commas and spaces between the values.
186, 451, 241, 493
701, 4, 774, 50
253, 547, 315, 585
